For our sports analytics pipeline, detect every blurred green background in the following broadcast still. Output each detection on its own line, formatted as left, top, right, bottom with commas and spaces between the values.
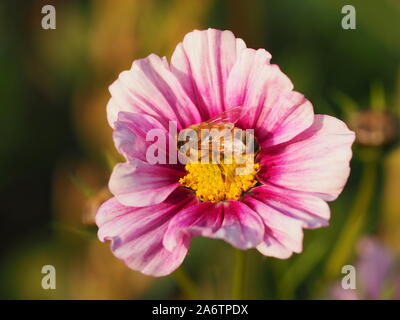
1, 0, 399, 299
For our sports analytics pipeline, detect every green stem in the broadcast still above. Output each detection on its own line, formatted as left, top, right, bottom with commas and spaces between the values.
322, 148, 380, 283
173, 268, 201, 299
370, 81, 386, 112
232, 249, 246, 299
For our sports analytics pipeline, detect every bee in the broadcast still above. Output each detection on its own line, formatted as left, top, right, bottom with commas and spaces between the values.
177, 106, 260, 164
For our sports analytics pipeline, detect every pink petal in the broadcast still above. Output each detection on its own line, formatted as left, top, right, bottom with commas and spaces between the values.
163, 201, 222, 251
213, 201, 264, 250
107, 54, 202, 129
256, 234, 294, 259
258, 115, 355, 201
113, 112, 170, 162
96, 189, 197, 277
252, 91, 314, 147
244, 184, 330, 229
109, 161, 184, 207
171, 29, 246, 120
243, 194, 304, 259
164, 200, 264, 251
225, 48, 314, 147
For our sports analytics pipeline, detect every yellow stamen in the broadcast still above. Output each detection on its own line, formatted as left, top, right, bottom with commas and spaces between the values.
179, 157, 260, 202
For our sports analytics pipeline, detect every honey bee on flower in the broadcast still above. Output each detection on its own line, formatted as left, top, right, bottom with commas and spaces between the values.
177, 106, 261, 202
97, 29, 355, 277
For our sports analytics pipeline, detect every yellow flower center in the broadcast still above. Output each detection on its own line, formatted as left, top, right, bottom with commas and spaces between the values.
179, 155, 260, 202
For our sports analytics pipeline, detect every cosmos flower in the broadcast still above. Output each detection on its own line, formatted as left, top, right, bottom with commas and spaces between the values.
96, 29, 355, 277
330, 237, 400, 300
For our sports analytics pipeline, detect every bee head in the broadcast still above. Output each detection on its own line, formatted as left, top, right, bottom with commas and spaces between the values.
241, 132, 260, 154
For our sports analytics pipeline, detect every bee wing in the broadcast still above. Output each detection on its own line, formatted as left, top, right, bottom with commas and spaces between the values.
204, 106, 244, 125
